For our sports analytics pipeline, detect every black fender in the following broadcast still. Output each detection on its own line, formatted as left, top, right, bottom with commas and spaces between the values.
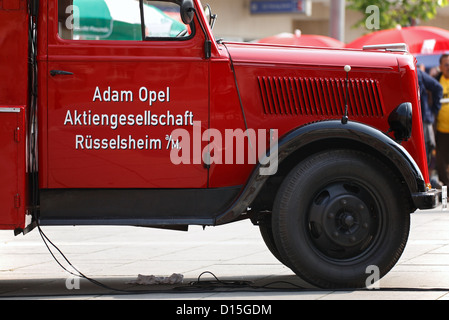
214, 120, 429, 225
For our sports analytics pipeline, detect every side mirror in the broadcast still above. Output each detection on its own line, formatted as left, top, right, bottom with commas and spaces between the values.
181, 0, 195, 25
204, 4, 212, 26
203, 4, 217, 29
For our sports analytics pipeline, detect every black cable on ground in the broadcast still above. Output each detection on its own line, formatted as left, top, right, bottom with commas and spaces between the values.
28, 222, 449, 298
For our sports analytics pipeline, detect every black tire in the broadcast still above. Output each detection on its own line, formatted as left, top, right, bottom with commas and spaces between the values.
272, 149, 410, 289
258, 214, 288, 266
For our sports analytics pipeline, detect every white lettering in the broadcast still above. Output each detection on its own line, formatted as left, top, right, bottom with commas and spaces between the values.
365, 5, 380, 30
121, 90, 133, 102
63, 110, 194, 130
138, 87, 170, 106
93, 87, 134, 102
365, 265, 380, 289
139, 87, 148, 102
65, 5, 80, 31
65, 276, 80, 290
176, 304, 210, 318
169, 121, 279, 175
93, 86, 102, 101
64, 110, 73, 125
75, 135, 84, 149
74, 134, 161, 150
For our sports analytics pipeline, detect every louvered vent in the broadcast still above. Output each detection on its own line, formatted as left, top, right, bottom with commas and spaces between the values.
257, 76, 384, 117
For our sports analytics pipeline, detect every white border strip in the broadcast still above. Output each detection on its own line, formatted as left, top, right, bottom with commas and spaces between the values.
0, 107, 21, 113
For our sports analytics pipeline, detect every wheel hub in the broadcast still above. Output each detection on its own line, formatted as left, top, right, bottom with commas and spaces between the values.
308, 183, 379, 260
322, 195, 371, 247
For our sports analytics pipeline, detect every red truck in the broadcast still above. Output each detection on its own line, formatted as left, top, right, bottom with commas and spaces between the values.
0, 0, 441, 289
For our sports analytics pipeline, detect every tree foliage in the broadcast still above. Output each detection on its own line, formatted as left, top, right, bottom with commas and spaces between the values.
347, 0, 449, 30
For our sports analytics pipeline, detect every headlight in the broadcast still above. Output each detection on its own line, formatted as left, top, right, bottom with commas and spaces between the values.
388, 102, 412, 142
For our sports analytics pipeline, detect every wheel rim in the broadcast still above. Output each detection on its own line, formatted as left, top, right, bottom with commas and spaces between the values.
307, 181, 383, 262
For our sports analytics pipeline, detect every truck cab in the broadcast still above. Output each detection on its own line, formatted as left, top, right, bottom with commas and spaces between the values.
0, 0, 440, 289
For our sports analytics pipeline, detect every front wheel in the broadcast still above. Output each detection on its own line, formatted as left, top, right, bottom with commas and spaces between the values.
272, 150, 410, 289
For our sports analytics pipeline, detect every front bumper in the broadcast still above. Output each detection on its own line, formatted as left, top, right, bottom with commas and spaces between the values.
412, 189, 442, 210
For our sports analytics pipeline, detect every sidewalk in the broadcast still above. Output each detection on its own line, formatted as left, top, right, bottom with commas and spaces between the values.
1, 205, 449, 299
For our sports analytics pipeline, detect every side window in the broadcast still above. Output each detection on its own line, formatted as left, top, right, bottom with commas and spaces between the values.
58, 0, 192, 41
143, 1, 192, 38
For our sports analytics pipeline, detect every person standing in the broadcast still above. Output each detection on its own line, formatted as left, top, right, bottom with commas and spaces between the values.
435, 54, 449, 186
418, 68, 442, 166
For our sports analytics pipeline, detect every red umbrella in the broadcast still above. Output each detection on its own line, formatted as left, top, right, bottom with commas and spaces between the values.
346, 26, 449, 54
256, 30, 345, 48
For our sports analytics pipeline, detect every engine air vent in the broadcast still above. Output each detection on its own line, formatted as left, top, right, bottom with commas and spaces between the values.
257, 76, 384, 117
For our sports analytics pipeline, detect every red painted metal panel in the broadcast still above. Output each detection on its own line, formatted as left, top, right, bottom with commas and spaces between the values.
0, 4, 28, 106
3, 0, 20, 10
0, 107, 26, 230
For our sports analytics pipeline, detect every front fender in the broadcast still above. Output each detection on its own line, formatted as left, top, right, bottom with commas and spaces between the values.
276, 120, 426, 193
215, 120, 431, 225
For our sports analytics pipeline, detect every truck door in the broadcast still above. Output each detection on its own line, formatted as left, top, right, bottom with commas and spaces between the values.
44, 0, 208, 189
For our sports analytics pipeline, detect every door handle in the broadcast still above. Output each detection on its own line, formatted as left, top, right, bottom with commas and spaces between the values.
50, 70, 73, 76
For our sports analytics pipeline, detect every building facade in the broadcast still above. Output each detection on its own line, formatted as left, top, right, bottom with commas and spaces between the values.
205, 0, 449, 43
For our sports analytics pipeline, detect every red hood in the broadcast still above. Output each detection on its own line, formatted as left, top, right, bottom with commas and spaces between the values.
221, 41, 403, 72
